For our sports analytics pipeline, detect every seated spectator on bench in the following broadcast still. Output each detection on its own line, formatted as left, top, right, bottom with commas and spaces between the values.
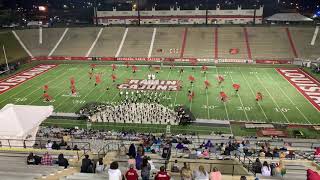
252, 158, 262, 174
125, 164, 139, 180
193, 165, 209, 180
52, 141, 60, 150
273, 160, 285, 177
176, 142, 184, 151
181, 162, 192, 180
27, 152, 41, 165
171, 160, 180, 173
209, 167, 221, 180
81, 154, 93, 173
57, 153, 69, 169
73, 145, 79, 151
45, 140, 52, 150
95, 158, 105, 173
261, 161, 271, 176
155, 166, 170, 180
41, 152, 53, 166
108, 161, 122, 180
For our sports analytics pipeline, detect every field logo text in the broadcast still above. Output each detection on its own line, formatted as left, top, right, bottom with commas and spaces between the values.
118, 79, 181, 91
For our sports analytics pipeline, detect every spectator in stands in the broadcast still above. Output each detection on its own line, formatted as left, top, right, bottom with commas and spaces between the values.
128, 156, 136, 168
252, 158, 262, 174
202, 148, 210, 159
273, 160, 285, 177
135, 153, 143, 170
128, 143, 137, 158
171, 160, 180, 172
125, 164, 139, 180
95, 158, 105, 173
205, 140, 213, 148
119, 144, 127, 157
176, 142, 184, 150
57, 153, 69, 169
240, 176, 247, 180
59, 139, 67, 147
261, 161, 271, 176
155, 166, 170, 180
73, 145, 79, 151
45, 140, 52, 150
141, 157, 151, 180
52, 141, 60, 150
193, 165, 209, 180
108, 161, 122, 180
41, 152, 53, 166
209, 167, 222, 180
180, 162, 192, 180
27, 152, 36, 165
66, 145, 71, 150
80, 154, 93, 173
137, 144, 145, 156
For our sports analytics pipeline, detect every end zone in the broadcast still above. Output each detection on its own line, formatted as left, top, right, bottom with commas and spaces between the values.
0, 64, 58, 94
276, 68, 320, 111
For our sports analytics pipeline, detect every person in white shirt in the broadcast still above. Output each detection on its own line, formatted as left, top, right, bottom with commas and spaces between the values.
193, 165, 209, 180
95, 158, 105, 173
261, 161, 271, 176
45, 140, 52, 150
108, 161, 122, 180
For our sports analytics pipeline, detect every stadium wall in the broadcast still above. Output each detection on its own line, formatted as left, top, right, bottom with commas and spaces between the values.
96, 6, 263, 25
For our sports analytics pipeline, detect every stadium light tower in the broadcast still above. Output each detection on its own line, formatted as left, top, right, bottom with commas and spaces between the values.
137, 0, 141, 26
205, 0, 208, 25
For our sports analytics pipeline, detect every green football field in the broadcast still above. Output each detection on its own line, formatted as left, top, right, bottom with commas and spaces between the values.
0, 63, 319, 125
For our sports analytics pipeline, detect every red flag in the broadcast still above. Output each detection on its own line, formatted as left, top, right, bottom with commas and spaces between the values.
111, 64, 116, 70
111, 74, 117, 81
70, 77, 75, 85
43, 85, 49, 91
233, 83, 240, 90
188, 75, 195, 82
95, 74, 102, 84
217, 75, 224, 82
71, 85, 76, 95
220, 91, 227, 98
204, 80, 210, 87
201, 65, 208, 71
132, 65, 138, 72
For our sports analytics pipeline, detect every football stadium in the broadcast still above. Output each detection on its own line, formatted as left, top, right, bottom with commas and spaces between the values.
0, 0, 320, 180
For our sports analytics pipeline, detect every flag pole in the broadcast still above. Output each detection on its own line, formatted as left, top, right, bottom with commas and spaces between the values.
3, 45, 10, 73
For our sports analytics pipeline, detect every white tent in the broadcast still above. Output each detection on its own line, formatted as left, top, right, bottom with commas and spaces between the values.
0, 104, 53, 148
266, 13, 313, 22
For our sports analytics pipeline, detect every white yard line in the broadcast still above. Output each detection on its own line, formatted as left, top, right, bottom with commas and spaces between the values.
311, 26, 319, 46
12, 31, 33, 57
215, 67, 230, 120
115, 28, 128, 58
148, 28, 157, 58
86, 28, 103, 57
39, 26, 42, 44
265, 69, 311, 124
239, 68, 268, 121
48, 28, 69, 56
205, 74, 210, 119
253, 68, 289, 123
228, 67, 249, 121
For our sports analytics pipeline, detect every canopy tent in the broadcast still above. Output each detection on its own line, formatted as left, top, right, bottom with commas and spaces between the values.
266, 13, 313, 22
0, 104, 53, 147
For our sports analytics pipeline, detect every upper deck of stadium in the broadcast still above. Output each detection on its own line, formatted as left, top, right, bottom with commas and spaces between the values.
5, 26, 319, 62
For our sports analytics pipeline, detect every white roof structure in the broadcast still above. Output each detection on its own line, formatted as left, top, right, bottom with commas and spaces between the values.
266, 13, 313, 22
0, 104, 53, 141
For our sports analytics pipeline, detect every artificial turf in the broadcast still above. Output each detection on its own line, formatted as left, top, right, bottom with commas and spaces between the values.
0, 63, 319, 125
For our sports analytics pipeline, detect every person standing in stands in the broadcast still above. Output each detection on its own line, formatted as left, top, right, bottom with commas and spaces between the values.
95, 158, 105, 173
193, 165, 209, 180
45, 140, 52, 150
141, 157, 151, 180
108, 161, 122, 180
209, 167, 222, 180
181, 162, 192, 180
57, 153, 69, 169
41, 152, 53, 166
125, 164, 139, 180
252, 158, 262, 174
128, 143, 136, 158
80, 154, 93, 173
261, 161, 271, 176
155, 166, 170, 180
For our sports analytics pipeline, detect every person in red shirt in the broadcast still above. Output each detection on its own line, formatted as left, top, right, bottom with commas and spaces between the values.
125, 164, 139, 180
155, 166, 170, 180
